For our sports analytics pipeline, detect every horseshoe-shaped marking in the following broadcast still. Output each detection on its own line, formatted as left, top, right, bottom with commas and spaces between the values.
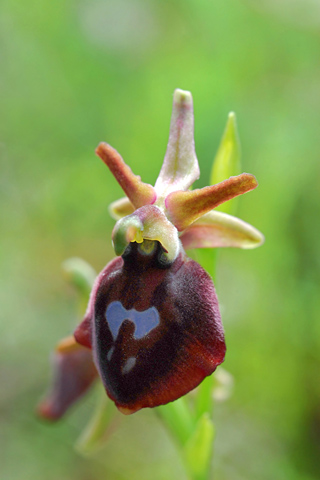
105, 301, 160, 340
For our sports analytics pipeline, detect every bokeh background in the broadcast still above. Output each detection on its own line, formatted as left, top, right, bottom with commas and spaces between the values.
1, 0, 320, 479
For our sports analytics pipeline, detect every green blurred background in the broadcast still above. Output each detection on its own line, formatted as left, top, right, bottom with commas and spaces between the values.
1, 0, 320, 478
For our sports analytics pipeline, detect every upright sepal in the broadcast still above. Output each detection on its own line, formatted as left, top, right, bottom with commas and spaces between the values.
154, 89, 200, 202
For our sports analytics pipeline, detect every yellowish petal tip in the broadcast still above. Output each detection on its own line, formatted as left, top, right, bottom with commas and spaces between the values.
173, 88, 192, 106
117, 405, 140, 415
55, 336, 77, 353
244, 231, 265, 249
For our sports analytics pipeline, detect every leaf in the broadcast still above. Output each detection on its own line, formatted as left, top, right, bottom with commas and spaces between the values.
184, 413, 215, 480
210, 112, 241, 214
157, 397, 195, 447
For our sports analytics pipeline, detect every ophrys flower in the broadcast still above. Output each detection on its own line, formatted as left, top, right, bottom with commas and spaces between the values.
38, 89, 263, 418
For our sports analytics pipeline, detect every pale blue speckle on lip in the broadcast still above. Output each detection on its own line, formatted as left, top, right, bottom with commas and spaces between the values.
122, 357, 137, 375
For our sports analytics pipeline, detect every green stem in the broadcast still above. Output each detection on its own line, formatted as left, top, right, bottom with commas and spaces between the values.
183, 413, 215, 480
75, 386, 118, 455
156, 397, 195, 447
194, 375, 215, 421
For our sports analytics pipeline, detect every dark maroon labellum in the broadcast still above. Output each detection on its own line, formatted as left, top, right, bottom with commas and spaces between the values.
75, 242, 226, 414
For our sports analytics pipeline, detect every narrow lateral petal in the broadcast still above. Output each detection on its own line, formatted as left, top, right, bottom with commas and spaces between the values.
166, 173, 258, 231
37, 336, 97, 421
96, 143, 156, 209
109, 197, 135, 220
180, 210, 265, 249
154, 89, 200, 201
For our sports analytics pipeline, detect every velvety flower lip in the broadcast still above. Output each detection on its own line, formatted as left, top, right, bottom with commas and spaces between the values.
38, 89, 264, 420
90, 244, 226, 414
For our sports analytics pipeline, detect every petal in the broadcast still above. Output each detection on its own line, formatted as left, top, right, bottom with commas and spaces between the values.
112, 205, 180, 263
108, 197, 134, 220
90, 243, 225, 414
96, 143, 156, 209
37, 336, 97, 421
210, 112, 241, 215
165, 173, 258, 231
74, 316, 92, 349
154, 89, 200, 202
180, 210, 265, 249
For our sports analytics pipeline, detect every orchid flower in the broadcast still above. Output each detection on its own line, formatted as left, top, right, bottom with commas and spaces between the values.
38, 89, 264, 420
